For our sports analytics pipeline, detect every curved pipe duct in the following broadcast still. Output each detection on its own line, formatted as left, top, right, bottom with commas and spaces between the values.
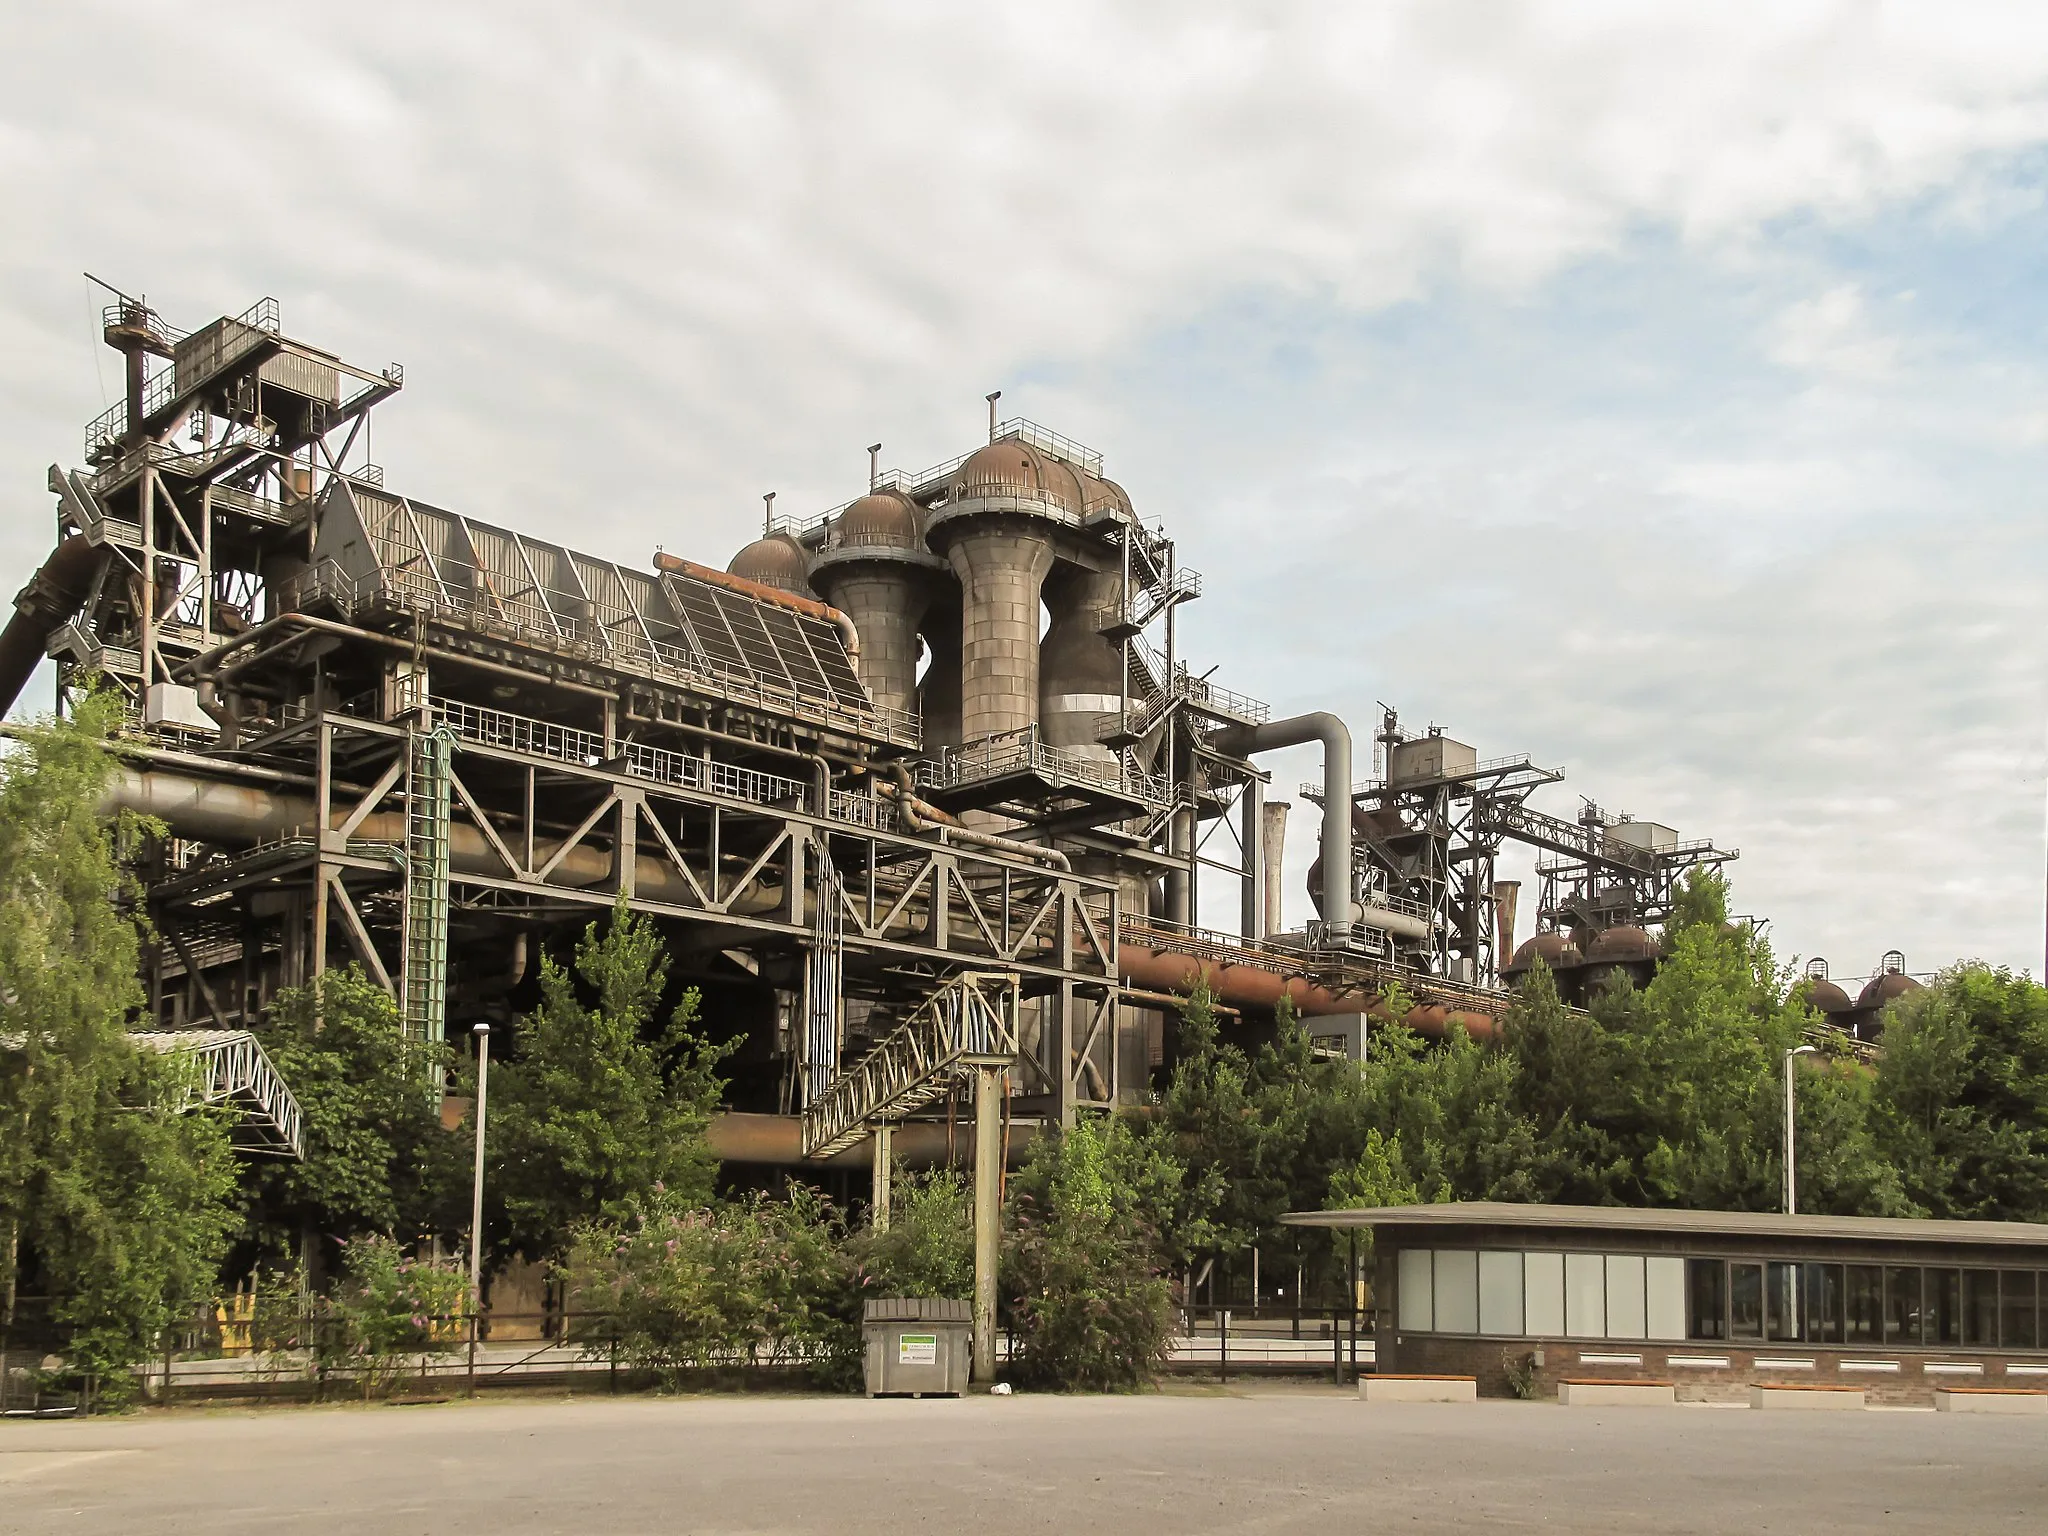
1212, 712, 1355, 928
0, 534, 96, 717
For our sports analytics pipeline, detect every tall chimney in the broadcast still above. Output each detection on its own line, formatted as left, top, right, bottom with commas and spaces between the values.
1261, 800, 1291, 937
1493, 880, 1521, 973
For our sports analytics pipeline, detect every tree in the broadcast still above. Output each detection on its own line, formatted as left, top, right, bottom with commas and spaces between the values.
1003, 1115, 1176, 1390
486, 900, 736, 1258
850, 1169, 974, 1300
240, 968, 467, 1265
0, 695, 237, 1397
1876, 964, 2048, 1222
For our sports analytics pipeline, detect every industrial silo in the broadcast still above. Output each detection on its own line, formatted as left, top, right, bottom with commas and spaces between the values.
808, 489, 943, 720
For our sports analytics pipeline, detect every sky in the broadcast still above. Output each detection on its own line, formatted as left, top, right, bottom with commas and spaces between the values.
3, 2, 2046, 980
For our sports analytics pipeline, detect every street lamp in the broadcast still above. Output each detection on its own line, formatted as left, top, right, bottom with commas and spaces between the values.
1783, 1044, 1818, 1215
468, 1022, 492, 1385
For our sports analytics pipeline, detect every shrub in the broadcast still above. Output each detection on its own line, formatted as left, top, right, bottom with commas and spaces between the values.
563, 1188, 859, 1389
850, 1169, 974, 1301
1003, 1117, 1175, 1392
320, 1236, 468, 1399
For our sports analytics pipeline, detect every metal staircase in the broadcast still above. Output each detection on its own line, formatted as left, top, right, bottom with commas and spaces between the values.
129, 1030, 305, 1157
402, 727, 454, 1048
800, 973, 1020, 1159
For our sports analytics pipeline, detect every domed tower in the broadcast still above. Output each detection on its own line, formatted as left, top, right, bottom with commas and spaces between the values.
1798, 958, 1855, 1029
1849, 951, 1922, 1039
808, 489, 944, 720
1039, 472, 1134, 765
727, 530, 815, 598
926, 440, 1083, 744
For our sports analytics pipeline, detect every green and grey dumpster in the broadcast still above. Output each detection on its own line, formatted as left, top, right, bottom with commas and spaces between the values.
863, 1298, 972, 1397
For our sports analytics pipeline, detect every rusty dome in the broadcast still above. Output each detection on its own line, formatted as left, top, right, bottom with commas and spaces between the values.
835, 489, 922, 547
946, 440, 1084, 513
1503, 931, 1584, 976
728, 533, 812, 595
1857, 971, 1923, 1010
1801, 977, 1854, 1016
1584, 925, 1660, 965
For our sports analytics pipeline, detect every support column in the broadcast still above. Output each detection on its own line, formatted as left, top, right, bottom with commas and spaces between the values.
972, 1065, 1003, 1382
870, 1121, 893, 1232
1240, 778, 1262, 941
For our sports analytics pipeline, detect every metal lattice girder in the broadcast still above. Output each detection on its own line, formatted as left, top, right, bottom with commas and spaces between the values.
801, 973, 1020, 1160
129, 1029, 305, 1158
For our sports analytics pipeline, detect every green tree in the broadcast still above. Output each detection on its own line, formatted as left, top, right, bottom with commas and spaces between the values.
0, 695, 237, 1397
1003, 1115, 1176, 1390
487, 900, 735, 1258
241, 968, 466, 1263
1876, 964, 2048, 1222
851, 1169, 974, 1300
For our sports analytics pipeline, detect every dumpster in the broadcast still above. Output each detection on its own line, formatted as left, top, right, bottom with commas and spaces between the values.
863, 1298, 972, 1397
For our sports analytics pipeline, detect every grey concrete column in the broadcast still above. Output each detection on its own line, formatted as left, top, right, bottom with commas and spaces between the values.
811, 567, 930, 720
1039, 561, 1125, 759
972, 1065, 1003, 1381
943, 525, 1055, 744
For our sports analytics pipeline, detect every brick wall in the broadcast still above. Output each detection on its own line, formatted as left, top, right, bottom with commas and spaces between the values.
1387, 1332, 2044, 1406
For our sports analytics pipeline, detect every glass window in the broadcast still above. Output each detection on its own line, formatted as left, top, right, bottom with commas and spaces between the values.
1397, 1247, 1434, 1331
1565, 1253, 1606, 1339
1687, 1258, 1727, 1341
1434, 1249, 1479, 1334
1731, 1262, 1764, 1341
1930, 1269, 1962, 1347
1885, 1267, 1922, 1346
1524, 1252, 1565, 1337
1845, 1265, 1883, 1345
1802, 1263, 1844, 1345
1766, 1262, 1801, 1342
2003, 1272, 2038, 1352
1647, 1256, 1687, 1341
1964, 1270, 2000, 1347
1478, 1251, 1524, 1337
1605, 1255, 1647, 1339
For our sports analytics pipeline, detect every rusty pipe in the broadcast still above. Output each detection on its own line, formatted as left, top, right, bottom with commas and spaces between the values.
0, 534, 97, 717
707, 1110, 1038, 1170
1115, 942, 1498, 1041
880, 763, 1070, 871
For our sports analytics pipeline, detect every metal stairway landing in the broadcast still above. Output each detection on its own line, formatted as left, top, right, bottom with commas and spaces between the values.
800, 972, 1020, 1160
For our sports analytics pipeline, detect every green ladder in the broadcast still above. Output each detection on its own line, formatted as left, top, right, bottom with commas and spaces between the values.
402, 727, 454, 1049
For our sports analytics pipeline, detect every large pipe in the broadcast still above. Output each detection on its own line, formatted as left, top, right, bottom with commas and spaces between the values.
707, 1110, 1038, 1169
0, 534, 96, 717
1213, 713, 1355, 929
1261, 799, 1290, 937
1115, 941, 1498, 1041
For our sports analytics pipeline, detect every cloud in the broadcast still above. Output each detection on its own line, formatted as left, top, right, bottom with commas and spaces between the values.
5, 3, 2048, 972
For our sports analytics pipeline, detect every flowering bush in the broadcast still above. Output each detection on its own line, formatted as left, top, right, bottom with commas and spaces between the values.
563, 1187, 859, 1388
321, 1235, 468, 1398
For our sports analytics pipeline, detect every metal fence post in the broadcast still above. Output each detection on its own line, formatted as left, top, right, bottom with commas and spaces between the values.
1219, 1308, 1229, 1385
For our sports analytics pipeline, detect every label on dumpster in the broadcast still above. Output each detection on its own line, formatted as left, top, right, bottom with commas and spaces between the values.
899, 1334, 938, 1366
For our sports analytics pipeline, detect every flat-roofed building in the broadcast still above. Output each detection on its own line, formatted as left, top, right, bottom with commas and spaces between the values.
1283, 1203, 2048, 1404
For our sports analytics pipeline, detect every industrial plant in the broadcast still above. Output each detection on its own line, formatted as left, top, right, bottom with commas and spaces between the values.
1, 290, 1913, 1184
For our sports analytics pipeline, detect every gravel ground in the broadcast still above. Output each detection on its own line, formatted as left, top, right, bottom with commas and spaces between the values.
2, 1381, 2042, 1534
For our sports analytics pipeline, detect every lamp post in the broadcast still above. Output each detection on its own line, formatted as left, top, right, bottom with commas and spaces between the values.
467, 1022, 492, 1389
1783, 1044, 1818, 1215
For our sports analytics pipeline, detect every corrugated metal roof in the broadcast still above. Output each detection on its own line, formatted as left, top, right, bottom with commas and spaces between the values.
1281, 1201, 2048, 1248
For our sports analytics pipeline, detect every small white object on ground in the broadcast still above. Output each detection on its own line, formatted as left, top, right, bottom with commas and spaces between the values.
991, 1383, 1013, 1395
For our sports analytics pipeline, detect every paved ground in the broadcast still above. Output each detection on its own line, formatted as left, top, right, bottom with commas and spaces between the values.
2, 1383, 2042, 1534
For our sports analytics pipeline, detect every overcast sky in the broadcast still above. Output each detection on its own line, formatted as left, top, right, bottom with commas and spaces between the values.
5, 3, 2047, 980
